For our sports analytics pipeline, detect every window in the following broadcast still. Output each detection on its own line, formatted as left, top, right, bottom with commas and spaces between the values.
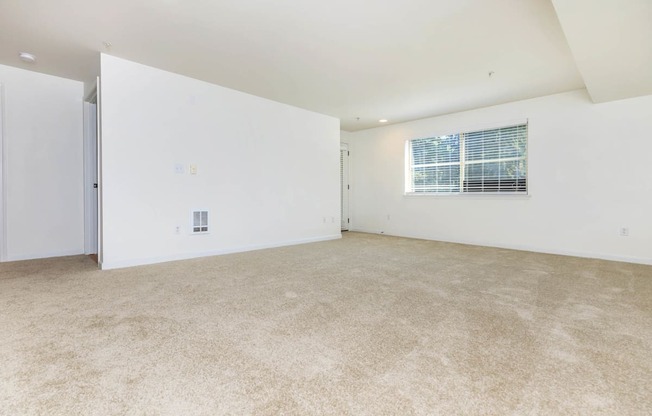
406, 123, 527, 194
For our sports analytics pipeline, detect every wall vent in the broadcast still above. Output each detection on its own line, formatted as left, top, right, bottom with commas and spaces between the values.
191, 210, 209, 234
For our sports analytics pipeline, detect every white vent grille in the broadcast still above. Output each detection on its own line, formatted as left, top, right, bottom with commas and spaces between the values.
191, 210, 209, 234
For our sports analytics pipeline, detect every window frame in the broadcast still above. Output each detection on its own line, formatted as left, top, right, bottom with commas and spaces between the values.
405, 122, 529, 197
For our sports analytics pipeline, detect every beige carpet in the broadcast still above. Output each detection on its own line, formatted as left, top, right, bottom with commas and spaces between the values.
1, 232, 651, 415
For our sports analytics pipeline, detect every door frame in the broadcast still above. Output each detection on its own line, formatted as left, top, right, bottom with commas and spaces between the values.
340, 143, 350, 231
0, 83, 6, 261
83, 83, 99, 262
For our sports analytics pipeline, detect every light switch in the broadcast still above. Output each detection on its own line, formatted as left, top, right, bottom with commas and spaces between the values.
174, 163, 185, 174
190, 164, 198, 175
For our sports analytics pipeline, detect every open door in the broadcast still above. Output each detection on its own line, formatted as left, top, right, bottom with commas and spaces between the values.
340, 144, 350, 231
83, 87, 99, 261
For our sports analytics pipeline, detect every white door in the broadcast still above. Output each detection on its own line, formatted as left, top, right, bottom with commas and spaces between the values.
83, 99, 98, 255
0, 83, 5, 261
340, 146, 350, 231
89, 103, 98, 254
96, 76, 103, 265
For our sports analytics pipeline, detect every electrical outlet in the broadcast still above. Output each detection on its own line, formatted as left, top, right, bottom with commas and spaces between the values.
619, 227, 629, 237
175, 225, 181, 235
322, 217, 326, 223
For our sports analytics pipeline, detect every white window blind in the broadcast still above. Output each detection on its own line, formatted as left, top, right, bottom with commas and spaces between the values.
410, 134, 461, 193
407, 123, 527, 194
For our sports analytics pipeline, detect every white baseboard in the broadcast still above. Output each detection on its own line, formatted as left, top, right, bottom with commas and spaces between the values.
4, 249, 85, 262
100, 234, 342, 270
348, 228, 652, 266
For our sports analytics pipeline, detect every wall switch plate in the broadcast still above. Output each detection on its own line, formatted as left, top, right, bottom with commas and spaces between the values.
619, 227, 629, 237
190, 164, 197, 175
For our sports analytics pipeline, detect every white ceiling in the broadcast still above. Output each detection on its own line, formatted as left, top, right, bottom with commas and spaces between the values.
0, 0, 648, 131
551, 0, 652, 103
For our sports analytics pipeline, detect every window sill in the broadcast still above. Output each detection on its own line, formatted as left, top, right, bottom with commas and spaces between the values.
404, 192, 531, 200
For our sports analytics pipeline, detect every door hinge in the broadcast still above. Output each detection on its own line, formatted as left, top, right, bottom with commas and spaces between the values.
347, 184, 350, 190
348, 218, 350, 223
348, 151, 350, 156
93, 183, 98, 188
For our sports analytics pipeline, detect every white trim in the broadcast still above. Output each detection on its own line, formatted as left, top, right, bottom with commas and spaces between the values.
340, 147, 350, 231
4, 249, 85, 262
403, 192, 531, 199
100, 234, 342, 270
96, 76, 103, 267
0, 83, 6, 262
348, 229, 652, 266
412, 118, 529, 142
341, 141, 352, 230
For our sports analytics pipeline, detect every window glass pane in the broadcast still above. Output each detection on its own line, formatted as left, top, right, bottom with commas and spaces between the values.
466, 130, 499, 161
500, 159, 524, 178
411, 135, 460, 165
465, 125, 527, 161
413, 165, 460, 193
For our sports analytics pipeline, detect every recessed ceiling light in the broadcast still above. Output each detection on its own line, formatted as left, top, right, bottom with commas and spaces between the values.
19, 52, 36, 64
379, 119, 388, 123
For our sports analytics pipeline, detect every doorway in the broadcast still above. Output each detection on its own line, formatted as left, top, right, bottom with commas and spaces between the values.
340, 144, 350, 231
83, 91, 98, 260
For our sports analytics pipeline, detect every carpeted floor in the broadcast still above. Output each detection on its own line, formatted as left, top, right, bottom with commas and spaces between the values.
1, 232, 651, 415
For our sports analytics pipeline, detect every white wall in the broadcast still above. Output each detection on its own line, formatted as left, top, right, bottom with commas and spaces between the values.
347, 89, 652, 264
99, 55, 340, 269
0, 64, 84, 261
